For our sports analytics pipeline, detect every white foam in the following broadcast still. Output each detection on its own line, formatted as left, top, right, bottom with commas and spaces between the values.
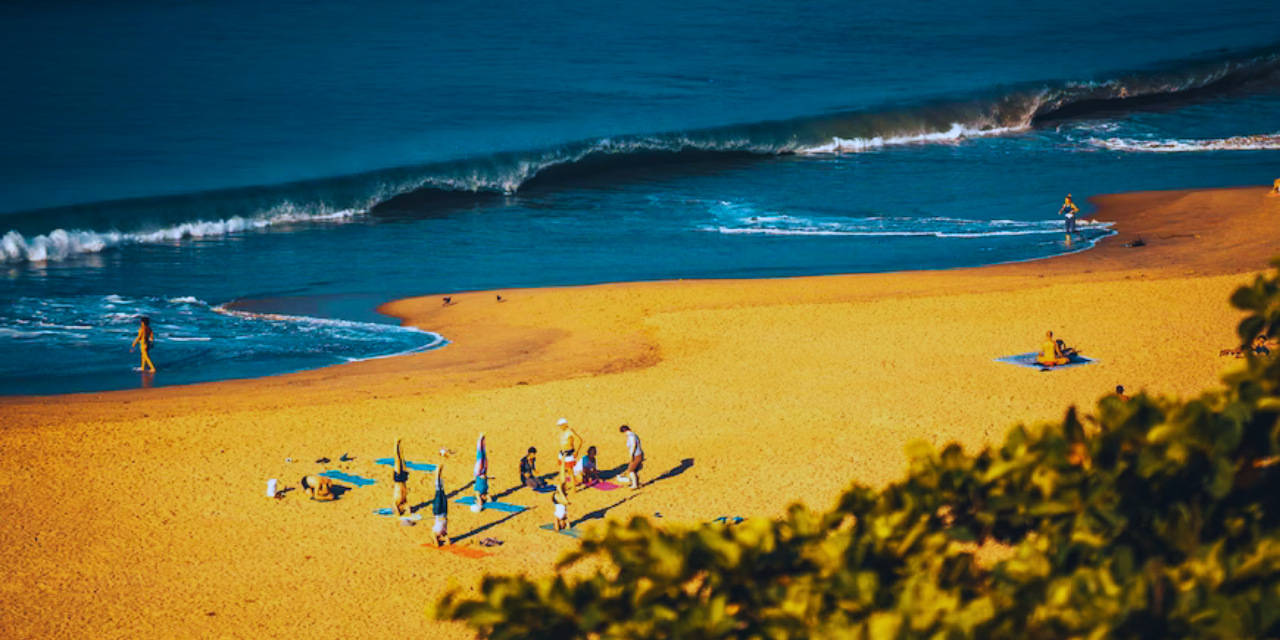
796, 123, 1025, 155
0, 203, 361, 264
1090, 132, 1280, 153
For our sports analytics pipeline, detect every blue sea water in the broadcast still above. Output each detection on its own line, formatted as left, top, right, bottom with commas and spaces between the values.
2, 0, 1279, 395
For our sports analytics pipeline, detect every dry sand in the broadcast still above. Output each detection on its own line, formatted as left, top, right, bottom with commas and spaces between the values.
1, 186, 1277, 638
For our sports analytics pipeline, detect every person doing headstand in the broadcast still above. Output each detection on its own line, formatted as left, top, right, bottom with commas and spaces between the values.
431, 450, 450, 547
391, 438, 410, 516
1038, 331, 1070, 368
473, 433, 490, 508
131, 316, 157, 373
552, 474, 571, 531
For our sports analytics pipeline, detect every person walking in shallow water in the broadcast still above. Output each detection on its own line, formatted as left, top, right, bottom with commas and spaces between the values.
131, 316, 156, 373
1059, 194, 1080, 239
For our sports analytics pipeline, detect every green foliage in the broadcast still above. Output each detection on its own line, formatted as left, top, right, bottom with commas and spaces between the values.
435, 265, 1280, 639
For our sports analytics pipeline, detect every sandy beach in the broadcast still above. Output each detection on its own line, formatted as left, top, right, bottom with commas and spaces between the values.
1, 186, 1277, 639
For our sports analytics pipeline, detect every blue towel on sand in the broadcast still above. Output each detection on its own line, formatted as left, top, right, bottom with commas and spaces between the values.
539, 523, 582, 538
455, 496, 528, 513
372, 508, 422, 520
374, 458, 437, 472
995, 352, 1096, 370
319, 470, 376, 487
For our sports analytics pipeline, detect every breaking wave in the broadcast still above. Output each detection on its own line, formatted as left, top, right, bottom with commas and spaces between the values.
1090, 132, 1280, 152
2, 45, 1275, 263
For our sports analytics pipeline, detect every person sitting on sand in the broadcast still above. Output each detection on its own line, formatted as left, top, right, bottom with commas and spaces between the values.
1116, 385, 1130, 401
552, 475, 571, 531
473, 433, 490, 508
431, 450, 450, 547
617, 425, 644, 490
299, 475, 335, 501
556, 418, 582, 485
1253, 335, 1272, 357
520, 447, 547, 489
391, 438, 410, 516
130, 316, 157, 373
574, 446, 600, 488
1270, 178, 1280, 197
1037, 331, 1070, 368
1055, 338, 1079, 359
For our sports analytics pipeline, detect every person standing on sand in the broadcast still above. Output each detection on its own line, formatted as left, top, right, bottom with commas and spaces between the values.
431, 450, 450, 547
130, 316, 157, 373
1037, 331, 1070, 368
1059, 194, 1080, 238
556, 418, 582, 486
391, 438, 410, 516
618, 425, 644, 490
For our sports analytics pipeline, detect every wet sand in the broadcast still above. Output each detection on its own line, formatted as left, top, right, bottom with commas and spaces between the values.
1, 186, 1276, 638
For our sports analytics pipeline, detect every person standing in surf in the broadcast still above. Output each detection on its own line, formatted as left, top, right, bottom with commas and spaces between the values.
1059, 194, 1080, 239
130, 316, 157, 373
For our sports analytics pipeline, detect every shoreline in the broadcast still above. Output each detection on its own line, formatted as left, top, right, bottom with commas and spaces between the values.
1, 186, 1277, 639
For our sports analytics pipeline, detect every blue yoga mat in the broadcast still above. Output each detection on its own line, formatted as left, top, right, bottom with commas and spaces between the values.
455, 496, 528, 513
319, 470, 377, 487
374, 458, 437, 472
539, 523, 582, 538
372, 508, 422, 520
995, 352, 1097, 370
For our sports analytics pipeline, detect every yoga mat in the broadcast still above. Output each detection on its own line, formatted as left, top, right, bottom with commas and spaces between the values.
539, 523, 582, 539
421, 543, 491, 558
374, 458, 437, 472
455, 496, 528, 513
533, 484, 556, 493
319, 470, 376, 487
372, 508, 422, 520
586, 480, 620, 491
995, 352, 1097, 370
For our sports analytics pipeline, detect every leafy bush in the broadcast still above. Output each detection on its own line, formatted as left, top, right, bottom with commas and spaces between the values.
434, 262, 1280, 639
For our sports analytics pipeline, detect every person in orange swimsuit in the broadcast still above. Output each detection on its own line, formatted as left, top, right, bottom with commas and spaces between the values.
130, 316, 157, 372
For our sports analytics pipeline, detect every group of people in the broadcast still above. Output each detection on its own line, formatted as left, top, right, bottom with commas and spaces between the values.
522, 419, 645, 531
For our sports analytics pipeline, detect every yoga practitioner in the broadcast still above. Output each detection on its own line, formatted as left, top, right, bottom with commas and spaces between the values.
556, 418, 582, 485
618, 425, 644, 490
552, 475, 571, 531
391, 438, 410, 516
431, 450, 450, 547
520, 447, 547, 490
299, 475, 335, 501
473, 433, 489, 509
1037, 331, 1070, 368
574, 446, 600, 487
1116, 385, 1130, 401
130, 316, 157, 373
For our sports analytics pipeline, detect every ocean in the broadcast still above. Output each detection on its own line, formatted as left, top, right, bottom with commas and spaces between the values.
2, 0, 1278, 395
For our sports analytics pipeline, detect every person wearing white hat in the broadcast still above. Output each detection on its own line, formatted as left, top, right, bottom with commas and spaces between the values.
555, 418, 582, 487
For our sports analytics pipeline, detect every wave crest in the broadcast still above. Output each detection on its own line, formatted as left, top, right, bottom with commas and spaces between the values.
1090, 132, 1280, 152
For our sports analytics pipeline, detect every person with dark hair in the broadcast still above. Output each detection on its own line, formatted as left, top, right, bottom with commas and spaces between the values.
520, 447, 546, 490
130, 316, 157, 373
300, 475, 334, 501
431, 450, 450, 547
1116, 385, 1130, 401
1059, 194, 1080, 238
1037, 331, 1070, 368
618, 425, 644, 490
574, 446, 600, 488
391, 438, 410, 516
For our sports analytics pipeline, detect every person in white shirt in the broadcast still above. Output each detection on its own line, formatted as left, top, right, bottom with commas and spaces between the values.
618, 425, 644, 490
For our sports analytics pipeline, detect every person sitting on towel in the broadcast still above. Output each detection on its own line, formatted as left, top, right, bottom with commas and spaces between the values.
1037, 330, 1070, 367
574, 446, 600, 488
299, 475, 335, 501
520, 447, 548, 490
1055, 338, 1079, 359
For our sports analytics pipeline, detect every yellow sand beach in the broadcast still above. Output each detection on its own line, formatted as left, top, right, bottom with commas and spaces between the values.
1, 187, 1277, 638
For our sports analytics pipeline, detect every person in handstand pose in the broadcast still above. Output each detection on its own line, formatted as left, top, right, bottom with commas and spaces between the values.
473, 433, 490, 508
552, 474, 571, 531
431, 450, 450, 547
391, 438, 410, 516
